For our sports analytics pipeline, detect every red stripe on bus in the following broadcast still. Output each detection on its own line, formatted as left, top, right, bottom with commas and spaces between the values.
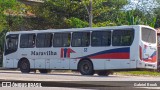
61, 48, 64, 58
67, 48, 71, 58
89, 53, 129, 59
142, 55, 157, 63
139, 46, 142, 60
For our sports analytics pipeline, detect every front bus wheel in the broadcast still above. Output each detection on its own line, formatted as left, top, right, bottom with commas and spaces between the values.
78, 60, 94, 75
19, 59, 30, 73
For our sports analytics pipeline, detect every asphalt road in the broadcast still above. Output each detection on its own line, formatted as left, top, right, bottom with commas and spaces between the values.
0, 70, 160, 90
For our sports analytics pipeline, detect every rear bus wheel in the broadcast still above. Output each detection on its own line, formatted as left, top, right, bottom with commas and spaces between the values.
19, 59, 30, 73
78, 60, 94, 75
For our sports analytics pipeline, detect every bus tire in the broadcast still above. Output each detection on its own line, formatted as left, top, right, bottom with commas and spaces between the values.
19, 59, 30, 73
97, 71, 110, 76
39, 69, 51, 73
78, 59, 94, 75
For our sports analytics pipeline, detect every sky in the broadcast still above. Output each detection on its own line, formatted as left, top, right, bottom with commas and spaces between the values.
123, 0, 159, 11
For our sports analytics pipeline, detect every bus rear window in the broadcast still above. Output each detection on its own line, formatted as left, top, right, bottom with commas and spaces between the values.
142, 27, 156, 43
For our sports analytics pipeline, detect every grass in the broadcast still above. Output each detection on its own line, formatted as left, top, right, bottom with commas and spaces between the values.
115, 70, 160, 76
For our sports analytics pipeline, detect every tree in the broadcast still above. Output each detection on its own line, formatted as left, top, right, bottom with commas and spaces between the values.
0, 0, 29, 31
153, 0, 160, 28
65, 17, 88, 28
122, 0, 158, 27
32, 0, 128, 28
0, 0, 29, 54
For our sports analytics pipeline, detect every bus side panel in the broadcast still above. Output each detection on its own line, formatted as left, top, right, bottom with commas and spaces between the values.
106, 59, 130, 69
104, 47, 130, 69
38, 48, 53, 69
69, 47, 106, 70
52, 47, 70, 69
129, 26, 140, 69
85, 47, 106, 70
89, 47, 131, 70
70, 47, 134, 70
3, 53, 19, 68
69, 47, 82, 70
92, 59, 105, 70
70, 59, 79, 70
17, 48, 38, 69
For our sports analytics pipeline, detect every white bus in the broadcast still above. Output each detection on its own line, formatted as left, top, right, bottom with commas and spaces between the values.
3, 25, 157, 76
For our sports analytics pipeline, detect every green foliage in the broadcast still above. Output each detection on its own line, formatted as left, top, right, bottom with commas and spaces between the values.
115, 9, 157, 28
145, 16, 157, 28
116, 70, 160, 76
0, 0, 17, 12
65, 17, 88, 28
93, 21, 116, 27
154, 7, 160, 28
92, 0, 128, 23
0, 0, 29, 53
0, 0, 29, 31
33, 0, 128, 28
126, 10, 141, 25
0, 29, 8, 52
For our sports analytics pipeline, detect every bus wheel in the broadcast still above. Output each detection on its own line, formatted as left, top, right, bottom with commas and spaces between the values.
39, 69, 51, 73
19, 59, 30, 73
97, 71, 111, 76
78, 60, 94, 75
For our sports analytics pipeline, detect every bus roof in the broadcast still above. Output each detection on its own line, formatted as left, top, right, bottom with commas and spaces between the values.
6, 25, 155, 35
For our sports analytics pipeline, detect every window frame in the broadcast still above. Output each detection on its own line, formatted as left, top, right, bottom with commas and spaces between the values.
36, 33, 53, 48
5, 34, 19, 55
91, 30, 111, 47
141, 27, 156, 44
71, 32, 90, 47
53, 32, 71, 47
20, 33, 36, 48
112, 29, 134, 46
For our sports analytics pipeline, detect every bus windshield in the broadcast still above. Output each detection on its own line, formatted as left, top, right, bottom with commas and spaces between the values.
5, 34, 19, 55
141, 27, 156, 44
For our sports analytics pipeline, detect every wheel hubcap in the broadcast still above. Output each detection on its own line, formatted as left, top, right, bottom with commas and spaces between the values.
83, 64, 89, 72
22, 62, 27, 69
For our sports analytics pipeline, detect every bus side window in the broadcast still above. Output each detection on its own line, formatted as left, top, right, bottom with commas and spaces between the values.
20, 34, 35, 48
53, 33, 70, 47
53, 33, 62, 47
28, 34, 36, 47
45, 33, 52, 47
112, 30, 134, 46
72, 33, 81, 47
72, 32, 90, 47
82, 32, 90, 47
63, 33, 71, 47
36, 33, 52, 48
91, 31, 111, 46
